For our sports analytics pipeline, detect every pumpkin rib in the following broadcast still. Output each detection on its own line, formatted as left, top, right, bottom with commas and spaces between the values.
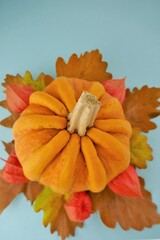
45, 77, 77, 112
81, 136, 107, 193
86, 81, 105, 99
86, 128, 130, 163
21, 130, 71, 181
13, 114, 67, 133
95, 119, 132, 137
21, 104, 54, 116
29, 91, 68, 117
96, 144, 129, 183
71, 151, 88, 192
40, 133, 80, 194
97, 93, 125, 119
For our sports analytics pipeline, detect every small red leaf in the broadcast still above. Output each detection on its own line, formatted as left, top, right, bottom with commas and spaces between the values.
2, 150, 29, 184
103, 78, 126, 103
108, 165, 143, 198
64, 192, 92, 222
6, 83, 34, 113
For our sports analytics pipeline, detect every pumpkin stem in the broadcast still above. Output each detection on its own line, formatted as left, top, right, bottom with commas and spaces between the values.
67, 91, 101, 137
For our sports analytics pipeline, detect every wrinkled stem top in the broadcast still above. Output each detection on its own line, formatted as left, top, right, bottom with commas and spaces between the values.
67, 91, 101, 137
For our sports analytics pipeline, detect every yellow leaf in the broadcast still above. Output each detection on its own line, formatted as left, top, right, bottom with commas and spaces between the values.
130, 128, 153, 168
22, 71, 46, 91
34, 188, 82, 240
56, 49, 112, 82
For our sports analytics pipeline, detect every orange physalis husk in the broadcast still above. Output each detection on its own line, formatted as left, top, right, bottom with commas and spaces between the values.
64, 192, 92, 222
102, 78, 126, 103
6, 83, 34, 113
2, 150, 29, 184
108, 165, 143, 198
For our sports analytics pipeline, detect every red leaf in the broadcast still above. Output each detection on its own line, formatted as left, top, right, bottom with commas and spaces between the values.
102, 78, 126, 103
64, 192, 92, 222
108, 165, 143, 198
2, 150, 29, 184
6, 83, 34, 113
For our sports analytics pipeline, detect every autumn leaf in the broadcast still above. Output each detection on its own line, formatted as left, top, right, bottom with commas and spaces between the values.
34, 187, 83, 240
130, 128, 153, 168
0, 100, 8, 110
56, 49, 112, 82
44, 74, 54, 86
2, 71, 47, 91
0, 113, 19, 128
2, 141, 14, 154
0, 170, 43, 213
23, 181, 44, 204
90, 177, 160, 230
123, 86, 160, 132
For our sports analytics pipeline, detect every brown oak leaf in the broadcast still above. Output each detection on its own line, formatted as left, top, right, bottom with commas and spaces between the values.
0, 113, 19, 128
0, 170, 43, 213
0, 100, 8, 110
34, 187, 83, 240
90, 177, 160, 230
56, 49, 112, 82
44, 74, 54, 86
123, 86, 160, 132
2, 141, 15, 154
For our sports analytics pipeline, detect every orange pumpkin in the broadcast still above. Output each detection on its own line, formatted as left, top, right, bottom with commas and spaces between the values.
13, 76, 132, 194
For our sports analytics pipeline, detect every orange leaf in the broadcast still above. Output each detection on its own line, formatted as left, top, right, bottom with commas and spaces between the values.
0, 170, 43, 213
44, 75, 54, 86
56, 49, 112, 82
90, 177, 160, 230
0, 100, 9, 110
123, 86, 160, 132
0, 113, 19, 128
108, 165, 142, 198
103, 78, 126, 103
2, 141, 14, 154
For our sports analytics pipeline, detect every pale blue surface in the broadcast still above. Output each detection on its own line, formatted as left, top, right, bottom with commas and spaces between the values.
0, 0, 160, 239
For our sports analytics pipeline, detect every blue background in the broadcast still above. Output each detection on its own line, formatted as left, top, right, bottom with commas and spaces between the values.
0, 0, 160, 239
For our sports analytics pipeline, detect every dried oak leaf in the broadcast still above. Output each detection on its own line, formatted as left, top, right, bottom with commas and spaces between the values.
2, 141, 15, 154
0, 100, 8, 110
56, 49, 112, 82
90, 177, 160, 230
0, 113, 19, 128
34, 187, 83, 240
0, 170, 43, 213
130, 128, 153, 168
123, 86, 160, 132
